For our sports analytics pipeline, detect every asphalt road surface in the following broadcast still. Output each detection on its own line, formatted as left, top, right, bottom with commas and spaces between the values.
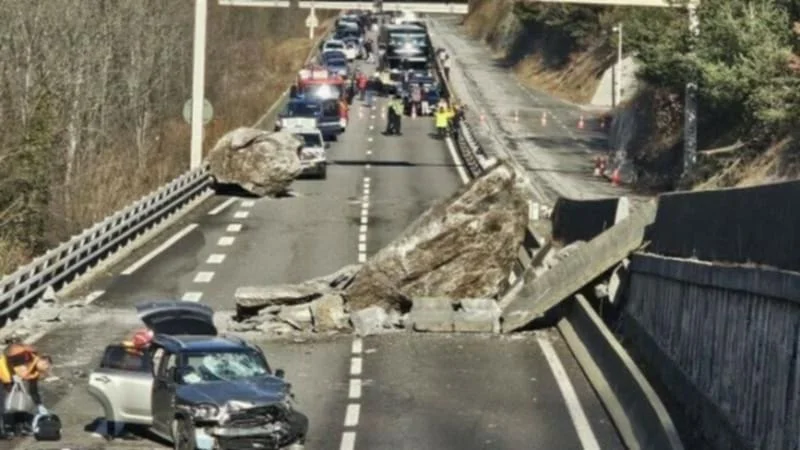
6, 44, 624, 450
429, 16, 642, 204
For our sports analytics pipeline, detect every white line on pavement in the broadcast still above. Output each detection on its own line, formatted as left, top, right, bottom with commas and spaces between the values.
226, 223, 243, 233
344, 404, 360, 427
121, 224, 198, 275
234, 211, 250, 219
207, 254, 226, 264
83, 290, 106, 306
444, 137, 470, 185
218, 236, 235, 246
182, 292, 203, 302
352, 338, 363, 354
537, 336, 601, 450
357, 243, 367, 253
349, 378, 362, 399
240, 200, 255, 208
207, 198, 237, 216
350, 357, 362, 376
193, 271, 214, 283
340, 431, 356, 450
358, 253, 367, 263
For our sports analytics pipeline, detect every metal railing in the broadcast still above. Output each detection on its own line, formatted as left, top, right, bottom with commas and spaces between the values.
0, 25, 334, 326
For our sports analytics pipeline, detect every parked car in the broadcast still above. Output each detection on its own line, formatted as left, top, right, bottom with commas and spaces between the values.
276, 98, 343, 141
87, 301, 309, 450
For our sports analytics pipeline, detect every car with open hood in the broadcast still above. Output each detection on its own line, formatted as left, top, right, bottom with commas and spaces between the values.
88, 301, 309, 450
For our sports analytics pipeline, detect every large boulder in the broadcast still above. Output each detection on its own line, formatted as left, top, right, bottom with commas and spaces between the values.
344, 162, 529, 311
206, 127, 303, 197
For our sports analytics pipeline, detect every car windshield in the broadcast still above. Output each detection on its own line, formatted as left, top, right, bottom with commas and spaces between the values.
327, 59, 347, 68
294, 132, 322, 147
325, 42, 344, 50
323, 51, 346, 61
286, 102, 319, 117
180, 350, 269, 384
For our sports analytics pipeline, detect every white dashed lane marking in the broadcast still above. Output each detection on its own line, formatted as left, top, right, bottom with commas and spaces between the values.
234, 211, 250, 219
240, 200, 255, 208
182, 292, 203, 302
207, 253, 226, 264
350, 356, 362, 376
348, 379, 362, 399
226, 223, 243, 233
340, 431, 356, 450
344, 404, 361, 427
218, 236, 235, 246
341, 337, 364, 450
193, 271, 214, 283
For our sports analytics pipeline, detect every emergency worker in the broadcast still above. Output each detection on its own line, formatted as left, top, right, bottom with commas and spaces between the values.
435, 105, 449, 139
0, 343, 52, 437
391, 95, 404, 135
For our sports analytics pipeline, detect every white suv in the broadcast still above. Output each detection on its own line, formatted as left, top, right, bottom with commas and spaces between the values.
291, 126, 328, 179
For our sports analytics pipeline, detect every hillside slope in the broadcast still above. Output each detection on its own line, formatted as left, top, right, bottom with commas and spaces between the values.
0, 3, 334, 274
461, 0, 800, 192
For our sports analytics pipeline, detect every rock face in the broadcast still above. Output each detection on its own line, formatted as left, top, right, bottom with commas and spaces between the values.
206, 127, 303, 197
345, 162, 529, 310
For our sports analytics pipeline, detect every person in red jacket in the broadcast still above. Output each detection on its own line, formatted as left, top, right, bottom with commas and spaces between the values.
357, 72, 368, 101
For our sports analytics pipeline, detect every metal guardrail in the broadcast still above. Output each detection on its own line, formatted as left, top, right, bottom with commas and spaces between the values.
0, 24, 334, 327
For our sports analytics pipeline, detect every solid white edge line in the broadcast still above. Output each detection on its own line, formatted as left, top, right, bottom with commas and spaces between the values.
537, 336, 602, 450
350, 357, 363, 375
83, 290, 106, 306
344, 404, 361, 427
207, 198, 237, 216
444, 137, 470, 185
340, 431, 356, 450
121, 224, 198, 275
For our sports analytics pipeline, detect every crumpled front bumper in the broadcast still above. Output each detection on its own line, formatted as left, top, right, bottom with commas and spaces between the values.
195, 425, 295, 450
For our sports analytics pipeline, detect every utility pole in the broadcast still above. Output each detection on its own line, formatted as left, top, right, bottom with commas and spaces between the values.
612, 22, 623, 108
682, 3, 699, 180
190, 0, 208, 170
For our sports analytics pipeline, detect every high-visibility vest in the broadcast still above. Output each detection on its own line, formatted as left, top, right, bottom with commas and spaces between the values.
0, 350, 42, 383
435, 111, 449, 128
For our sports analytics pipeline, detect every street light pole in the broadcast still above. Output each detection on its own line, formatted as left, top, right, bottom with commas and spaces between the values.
682, 3, 699, 180
190, 0, 208, 170
612, 22, 623, 108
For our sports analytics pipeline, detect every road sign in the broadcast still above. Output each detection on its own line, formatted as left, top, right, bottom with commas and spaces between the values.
305, 12, 319, 28
183, 98, 214, 125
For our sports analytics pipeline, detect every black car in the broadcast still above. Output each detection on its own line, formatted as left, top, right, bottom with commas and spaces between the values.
88, 301, 309, 450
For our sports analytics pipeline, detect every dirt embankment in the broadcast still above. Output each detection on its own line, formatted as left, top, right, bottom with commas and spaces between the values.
461, 0, 799, 192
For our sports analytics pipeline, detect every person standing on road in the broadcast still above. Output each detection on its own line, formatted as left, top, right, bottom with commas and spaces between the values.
410, 83, 422, 117
435, 105, 449, 139
0, 343, 53, 437
442, 53, 451, 80
357, 72, 368, 101
391, 95, 404, 135
385, 97, 399, 135
364, 38, 373, 62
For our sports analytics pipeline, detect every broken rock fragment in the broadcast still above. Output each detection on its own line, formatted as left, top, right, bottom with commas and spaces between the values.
235, 285, 324, 319
310, 294, 350, 332
206, 127, 302, 197
350, 306, 388, 336
345, 162, 529, 311
454, 298, 501, 333
408, 297, 455, 333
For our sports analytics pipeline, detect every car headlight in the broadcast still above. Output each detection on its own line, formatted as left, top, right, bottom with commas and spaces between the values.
187, 403, 220, 421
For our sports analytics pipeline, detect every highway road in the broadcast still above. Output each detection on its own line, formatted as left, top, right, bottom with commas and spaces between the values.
429, 16, 641, 204
8, 44, 623, 450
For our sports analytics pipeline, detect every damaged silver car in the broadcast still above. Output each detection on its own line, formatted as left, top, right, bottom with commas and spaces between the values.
88, 301, 309, 449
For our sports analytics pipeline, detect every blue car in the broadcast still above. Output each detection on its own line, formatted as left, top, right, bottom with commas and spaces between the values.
275, 98, 344, 141
324, 57, 349, 79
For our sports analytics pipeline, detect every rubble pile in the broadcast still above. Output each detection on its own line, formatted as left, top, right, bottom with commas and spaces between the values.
0, 287, 88, 344
225, 162, 528, 336
206, 127, 303, 197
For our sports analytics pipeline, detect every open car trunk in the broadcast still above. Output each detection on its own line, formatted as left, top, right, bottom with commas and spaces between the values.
136, 300, 217, 336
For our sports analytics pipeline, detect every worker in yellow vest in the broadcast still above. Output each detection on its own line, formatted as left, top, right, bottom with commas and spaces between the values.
435, 104, 450, 139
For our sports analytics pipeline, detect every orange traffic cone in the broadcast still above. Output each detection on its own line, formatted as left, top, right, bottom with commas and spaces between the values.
578, 115, 585, 129
541, 112, 547, 126
611, 168, 621, 186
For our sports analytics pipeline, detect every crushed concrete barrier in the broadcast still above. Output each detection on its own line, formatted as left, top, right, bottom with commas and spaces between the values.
551, 197, 625, 245
501, 201, 657, 332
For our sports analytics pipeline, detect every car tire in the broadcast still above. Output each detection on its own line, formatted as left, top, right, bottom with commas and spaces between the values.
172, 417, 196, 450
319, 165, 327, 179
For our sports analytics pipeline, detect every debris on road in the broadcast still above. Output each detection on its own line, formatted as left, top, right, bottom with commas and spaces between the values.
206, 127, 303, 197
345, 161, 530, 311
0, 289, 90, 345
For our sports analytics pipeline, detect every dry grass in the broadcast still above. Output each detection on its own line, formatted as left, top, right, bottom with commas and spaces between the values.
0, 20, 331, 276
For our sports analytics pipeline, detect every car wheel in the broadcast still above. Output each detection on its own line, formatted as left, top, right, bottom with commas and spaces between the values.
319, 165, 327, 179
172, 417, 196, 450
